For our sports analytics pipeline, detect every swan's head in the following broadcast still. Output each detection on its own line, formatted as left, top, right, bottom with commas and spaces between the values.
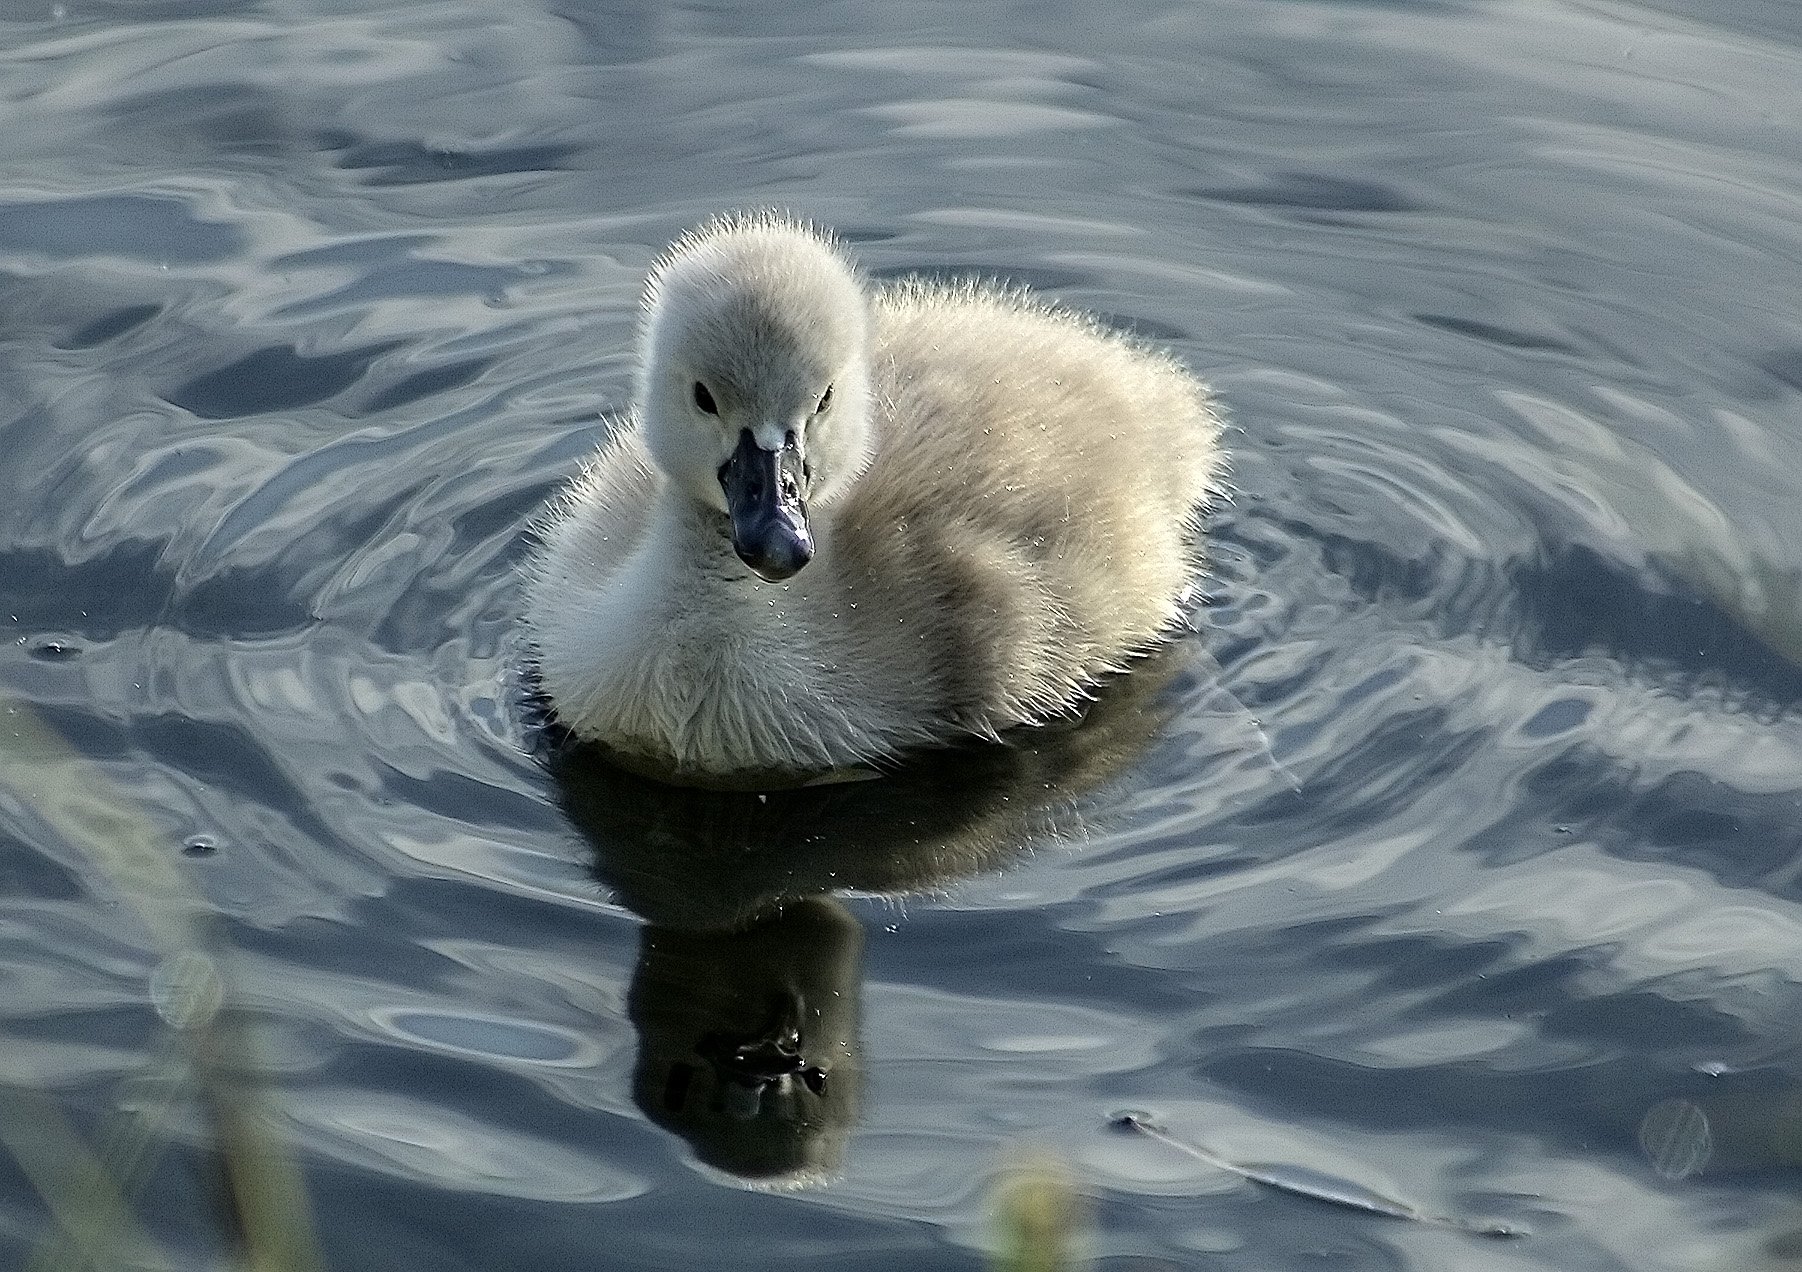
637, 214, 873, 581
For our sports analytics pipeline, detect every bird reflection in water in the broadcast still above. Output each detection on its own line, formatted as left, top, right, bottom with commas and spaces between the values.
546, 647, 1189, 1185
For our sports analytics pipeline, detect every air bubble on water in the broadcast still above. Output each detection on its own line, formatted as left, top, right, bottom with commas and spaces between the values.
1639, 1099, 1712, 1179
150, 951, 224, 1031
28, 638, 82, 662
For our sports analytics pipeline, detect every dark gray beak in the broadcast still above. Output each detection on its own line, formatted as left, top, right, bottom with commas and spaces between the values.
719, 429, 813, 581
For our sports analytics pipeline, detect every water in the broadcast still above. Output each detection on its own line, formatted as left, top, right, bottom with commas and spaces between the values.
3, 0, 1801, 1268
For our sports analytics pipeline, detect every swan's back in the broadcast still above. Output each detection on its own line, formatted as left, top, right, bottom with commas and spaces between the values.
832, 280, 1223, 733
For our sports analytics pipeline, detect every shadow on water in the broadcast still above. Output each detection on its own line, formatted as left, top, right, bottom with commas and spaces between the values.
546, 650, 1185, 1183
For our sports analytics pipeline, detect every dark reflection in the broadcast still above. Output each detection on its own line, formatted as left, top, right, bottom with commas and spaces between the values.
547, 648, 1186, 1182
629, 899, 861, 1184
1758, 348, 1802, 394
324, 137, 582, 186
1411, 312, 1580, 355
0, 194, 246, 263
167, 340, 403, 418
1185, 172, 1422, 215
59, 302, 162, 349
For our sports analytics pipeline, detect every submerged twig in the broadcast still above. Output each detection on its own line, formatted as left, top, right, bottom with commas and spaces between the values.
1110, 1112, 1525, 1239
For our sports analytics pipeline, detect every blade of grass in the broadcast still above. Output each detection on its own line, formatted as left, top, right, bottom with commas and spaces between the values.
992, 1152, 1085, 1272
0, 701, 325, 1272
0, 1082, 175, 1272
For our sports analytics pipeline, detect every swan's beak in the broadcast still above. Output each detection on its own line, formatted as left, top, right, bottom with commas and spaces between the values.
720, 429, 813, 581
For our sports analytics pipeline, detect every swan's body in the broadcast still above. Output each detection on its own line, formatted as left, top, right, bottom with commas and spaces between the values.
524, 214, 1225, 785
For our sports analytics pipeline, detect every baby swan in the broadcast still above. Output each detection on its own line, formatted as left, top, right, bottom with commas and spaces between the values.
525, 212, 1225, 786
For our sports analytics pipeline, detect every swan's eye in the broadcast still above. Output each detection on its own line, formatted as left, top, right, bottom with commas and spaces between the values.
815, 385, 833, 414
693, 381, 719, 415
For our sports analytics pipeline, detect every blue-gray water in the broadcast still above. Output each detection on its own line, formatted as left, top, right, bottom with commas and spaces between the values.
4, 1, 1802, 1268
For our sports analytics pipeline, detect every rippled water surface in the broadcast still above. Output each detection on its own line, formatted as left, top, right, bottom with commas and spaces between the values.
4, 1, 1802, 1268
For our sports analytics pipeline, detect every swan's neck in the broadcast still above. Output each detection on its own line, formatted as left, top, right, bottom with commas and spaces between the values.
560, 486, 855, 774
653, 491, 770, 589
